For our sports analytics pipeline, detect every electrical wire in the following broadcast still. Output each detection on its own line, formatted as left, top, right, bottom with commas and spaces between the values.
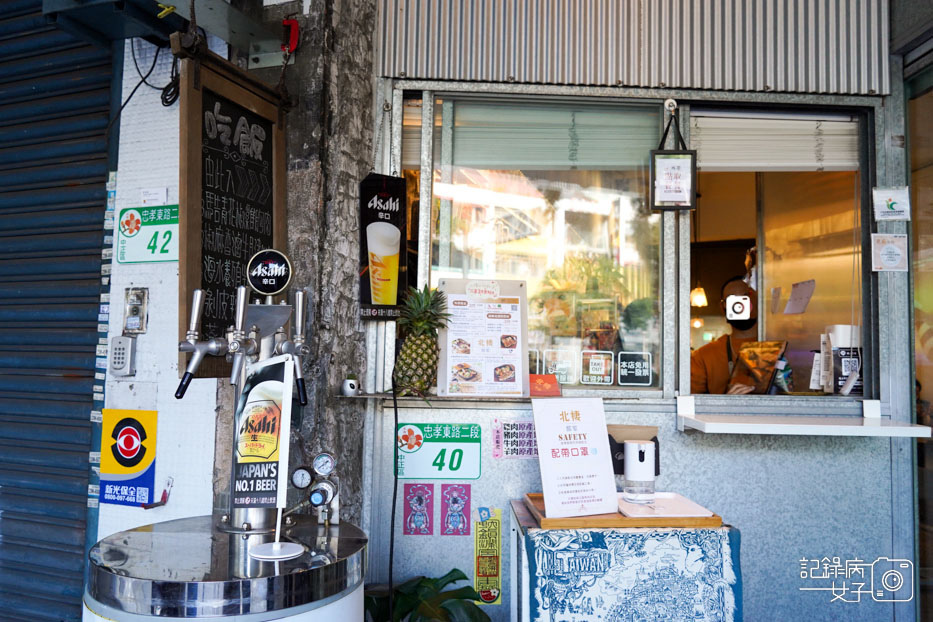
105, 44, 161, 141
131, 39, 166, 90
161, 57, 180, 107
130, 38, 179, 107
388, 375, 400, 621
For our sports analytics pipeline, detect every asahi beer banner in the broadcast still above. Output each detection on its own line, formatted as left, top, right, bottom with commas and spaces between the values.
359, 173, 407, 320
100, 409, 157, 507
231, 354, 294, 509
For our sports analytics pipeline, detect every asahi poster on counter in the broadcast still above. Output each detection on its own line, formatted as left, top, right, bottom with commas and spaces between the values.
231, 354, 294, 509
359, 173, 407, 319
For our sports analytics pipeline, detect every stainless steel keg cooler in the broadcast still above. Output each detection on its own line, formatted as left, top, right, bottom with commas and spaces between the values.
85, 253, 367, 621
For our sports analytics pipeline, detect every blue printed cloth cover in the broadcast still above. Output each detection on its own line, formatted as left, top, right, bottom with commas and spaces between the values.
526, 527, 742, 621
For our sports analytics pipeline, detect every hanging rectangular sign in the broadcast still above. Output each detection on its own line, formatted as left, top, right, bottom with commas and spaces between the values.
396, 423, 481, 479
231, 354, 294, 509
359, 173, 408, 319
650, 150, 697, 211
117, 205, 179, 263
100, 409, 157, 507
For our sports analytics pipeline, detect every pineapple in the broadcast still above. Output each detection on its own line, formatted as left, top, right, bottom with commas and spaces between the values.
392, 285, 451, 397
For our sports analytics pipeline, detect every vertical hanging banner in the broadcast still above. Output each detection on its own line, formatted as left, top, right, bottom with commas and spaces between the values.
100, 409, 157, 507
231, 354, 294, 509
359, 173, 408, 320
474, 508, 502, 605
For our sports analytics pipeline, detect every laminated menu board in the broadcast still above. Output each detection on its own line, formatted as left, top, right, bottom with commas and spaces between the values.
437, 279, 529, 397
176, 48, 286, 377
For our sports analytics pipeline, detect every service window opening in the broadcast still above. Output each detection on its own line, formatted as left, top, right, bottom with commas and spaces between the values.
689, 111, 863, 397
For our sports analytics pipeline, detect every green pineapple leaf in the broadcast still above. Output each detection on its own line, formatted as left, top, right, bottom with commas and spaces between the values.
397, 285, 451, 339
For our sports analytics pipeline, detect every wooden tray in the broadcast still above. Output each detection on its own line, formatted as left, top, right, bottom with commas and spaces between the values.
523, 493, 723, 529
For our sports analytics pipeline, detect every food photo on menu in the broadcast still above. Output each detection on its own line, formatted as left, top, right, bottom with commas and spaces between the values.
451, 338, 471, 354
450, 362, 482, 389
494, 363, 515, 383
500, 334, 517, 349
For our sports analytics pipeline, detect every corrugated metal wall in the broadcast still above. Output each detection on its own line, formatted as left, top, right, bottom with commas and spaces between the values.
379, 0, 890, 95
0, 1, 112, 620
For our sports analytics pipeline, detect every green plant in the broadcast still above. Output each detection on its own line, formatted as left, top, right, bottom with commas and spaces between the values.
364, 569, 490, 622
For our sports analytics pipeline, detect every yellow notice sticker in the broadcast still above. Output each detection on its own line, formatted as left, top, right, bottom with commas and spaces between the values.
474, 508, 502, 605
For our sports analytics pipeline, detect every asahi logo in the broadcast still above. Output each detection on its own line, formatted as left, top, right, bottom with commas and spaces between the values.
246, 249, 292, 295
368, 194, 400, 212
239, 409, 278, 437
250, 262, 288, 278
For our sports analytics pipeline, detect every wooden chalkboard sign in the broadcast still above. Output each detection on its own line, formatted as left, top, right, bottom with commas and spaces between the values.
176, 47, 286, 377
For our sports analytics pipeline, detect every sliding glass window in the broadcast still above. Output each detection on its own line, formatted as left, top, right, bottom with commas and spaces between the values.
425, 97, 662, 390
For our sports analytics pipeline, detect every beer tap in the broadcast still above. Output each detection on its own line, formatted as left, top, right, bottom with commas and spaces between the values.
176, 289, 228, 399
276, 289, 309, 406
228, 286, 257, 388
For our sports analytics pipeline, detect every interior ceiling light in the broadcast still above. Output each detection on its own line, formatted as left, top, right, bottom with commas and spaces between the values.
690, 286, 708, 307
691, 317, 704, 329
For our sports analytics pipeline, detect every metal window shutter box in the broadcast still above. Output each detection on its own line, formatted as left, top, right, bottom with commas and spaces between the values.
378, 0, 890, 96
0, 2, 112, 620
691, 110, 860, 172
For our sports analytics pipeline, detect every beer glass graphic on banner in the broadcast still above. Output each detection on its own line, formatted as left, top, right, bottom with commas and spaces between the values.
366, 222, 401, 305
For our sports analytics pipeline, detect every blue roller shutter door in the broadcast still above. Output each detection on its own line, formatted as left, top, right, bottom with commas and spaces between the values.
0, 1, 112, 620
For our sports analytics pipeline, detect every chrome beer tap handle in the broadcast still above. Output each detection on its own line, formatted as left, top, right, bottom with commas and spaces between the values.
176, 289, 228, 398
291, 290, 309, 405
228, 286, 257, 386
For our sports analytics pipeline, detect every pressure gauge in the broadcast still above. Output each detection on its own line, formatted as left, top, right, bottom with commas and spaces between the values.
312, 452, 336, 477
291, 467, 313, 489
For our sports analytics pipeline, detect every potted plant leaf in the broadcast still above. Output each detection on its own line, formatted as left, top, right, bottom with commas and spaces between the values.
364, 569, 490, 622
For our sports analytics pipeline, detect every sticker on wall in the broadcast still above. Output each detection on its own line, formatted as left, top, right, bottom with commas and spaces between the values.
441, 484, 471, 536
396, 423, 481, 479
580, 350, 614, 385
474, 507, 502, 605
543, 349, 576, 384
617, 351, 652, 386
872, 186, 911, 221
100, 409, 157, 507
403, 483, 434, 535
492, 417, 538, 460
871, 233, 909, 272
116, 205, 179, 263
